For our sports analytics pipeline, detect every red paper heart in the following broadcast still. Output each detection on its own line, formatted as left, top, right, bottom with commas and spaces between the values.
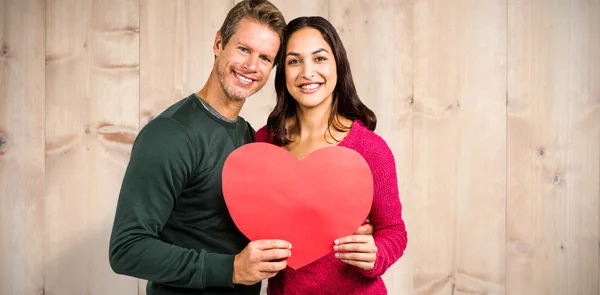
222, 142, 373, 269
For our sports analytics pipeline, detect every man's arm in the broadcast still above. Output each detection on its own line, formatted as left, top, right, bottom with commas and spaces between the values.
109, 118, 292, 288
108, 118, 233, 289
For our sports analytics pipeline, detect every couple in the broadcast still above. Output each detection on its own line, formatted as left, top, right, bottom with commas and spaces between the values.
108, 0, 407, 294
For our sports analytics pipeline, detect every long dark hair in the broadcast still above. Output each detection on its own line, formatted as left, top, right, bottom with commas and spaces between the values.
266, 16, 376, 146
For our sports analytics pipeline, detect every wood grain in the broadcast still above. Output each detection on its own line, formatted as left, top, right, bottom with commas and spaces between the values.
45, 0, 139, 294
507, 0, 600, 294
413, 0, 507, 294
140, 0, 234, 129
0, 0, 45, 294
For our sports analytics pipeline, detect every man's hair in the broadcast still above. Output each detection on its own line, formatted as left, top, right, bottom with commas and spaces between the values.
219, 0, 286, 63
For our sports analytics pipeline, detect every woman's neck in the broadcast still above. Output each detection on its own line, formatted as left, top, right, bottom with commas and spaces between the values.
294, 104, 333, 140
290, 103, 353, 144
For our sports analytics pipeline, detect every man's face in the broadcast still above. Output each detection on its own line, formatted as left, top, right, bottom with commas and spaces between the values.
213, 18, 280, 102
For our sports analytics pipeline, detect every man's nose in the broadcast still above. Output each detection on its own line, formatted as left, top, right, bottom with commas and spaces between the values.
244, 54, 259, 71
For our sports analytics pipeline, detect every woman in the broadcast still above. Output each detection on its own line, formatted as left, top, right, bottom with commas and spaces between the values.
254, 16, 408, 295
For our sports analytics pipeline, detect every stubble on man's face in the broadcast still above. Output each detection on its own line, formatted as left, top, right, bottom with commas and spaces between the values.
212, 19, 280, 104
216, 56, 251, 103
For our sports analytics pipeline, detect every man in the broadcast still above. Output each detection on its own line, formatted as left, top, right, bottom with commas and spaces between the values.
109, 1, 291, 294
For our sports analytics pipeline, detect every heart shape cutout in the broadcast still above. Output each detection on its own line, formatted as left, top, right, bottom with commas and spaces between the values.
222, 142, 373, 269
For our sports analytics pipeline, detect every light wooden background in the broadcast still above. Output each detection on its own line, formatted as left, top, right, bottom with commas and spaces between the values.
1, 0, 598, 294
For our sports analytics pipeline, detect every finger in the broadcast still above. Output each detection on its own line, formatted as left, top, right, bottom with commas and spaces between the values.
334, 243, 377, 253
354, 225, 367, 235
354, 223, 373, 235
335, 235, 371, 245
253, 239, 292, 250
335, 252, 376, 262
260, 249, 292, 261
339, 259, 374, 271
259, 271, 280, 280
258, 260, 288, 272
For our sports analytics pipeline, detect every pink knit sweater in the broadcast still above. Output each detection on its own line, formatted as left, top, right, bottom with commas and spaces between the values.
254, 120, 408, 295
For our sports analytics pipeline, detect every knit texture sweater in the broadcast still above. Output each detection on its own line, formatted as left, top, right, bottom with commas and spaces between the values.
109, 94, 260, 295
254, 120, 408, 295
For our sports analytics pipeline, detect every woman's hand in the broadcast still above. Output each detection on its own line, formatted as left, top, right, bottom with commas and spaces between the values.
333, 234, 377, 271
353, 218, 373, 235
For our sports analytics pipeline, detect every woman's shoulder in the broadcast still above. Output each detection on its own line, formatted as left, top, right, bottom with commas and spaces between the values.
344, 120, 395, 164
347, 121, 390, 148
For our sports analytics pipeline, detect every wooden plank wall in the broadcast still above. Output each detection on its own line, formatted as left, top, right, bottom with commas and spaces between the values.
0, 0, 598, 294
507, 1, 600, 295
413, 1, 508, 294
44, 1, 140, 294
0, 0, 45, 294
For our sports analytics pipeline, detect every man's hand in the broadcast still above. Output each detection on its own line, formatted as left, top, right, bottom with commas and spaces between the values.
232, 240, 292, 285
333, 235, 377, 271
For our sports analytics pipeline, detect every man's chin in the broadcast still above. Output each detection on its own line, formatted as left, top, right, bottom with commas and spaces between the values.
227, 92, 249, 102
228, 89, 257, 102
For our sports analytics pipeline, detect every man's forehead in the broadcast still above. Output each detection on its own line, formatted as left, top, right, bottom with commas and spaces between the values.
232, 26, 280, 55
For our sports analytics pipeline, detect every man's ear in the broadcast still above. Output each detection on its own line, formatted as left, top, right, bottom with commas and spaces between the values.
213, 31, 223, 56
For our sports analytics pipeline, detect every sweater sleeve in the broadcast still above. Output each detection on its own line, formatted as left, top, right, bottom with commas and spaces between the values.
359, 138, 408, 278
108, 118, 235, 289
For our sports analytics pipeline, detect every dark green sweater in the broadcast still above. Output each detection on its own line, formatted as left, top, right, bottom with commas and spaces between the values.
109, 94, 259, 295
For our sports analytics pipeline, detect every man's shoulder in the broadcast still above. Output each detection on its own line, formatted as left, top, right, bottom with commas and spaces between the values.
155, 94, 201, 123
133, 95, 200, 147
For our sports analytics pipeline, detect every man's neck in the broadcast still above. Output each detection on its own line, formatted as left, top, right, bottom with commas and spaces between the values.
196, 73, 244, 121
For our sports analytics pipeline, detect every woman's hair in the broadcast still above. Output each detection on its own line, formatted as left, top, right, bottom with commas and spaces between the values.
266, 16, 377, 146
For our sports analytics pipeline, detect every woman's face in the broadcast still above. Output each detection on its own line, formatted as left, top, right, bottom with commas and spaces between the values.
284, 27, 337, 110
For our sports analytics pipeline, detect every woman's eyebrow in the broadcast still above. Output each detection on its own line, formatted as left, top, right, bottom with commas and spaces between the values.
286, 48, 329, 57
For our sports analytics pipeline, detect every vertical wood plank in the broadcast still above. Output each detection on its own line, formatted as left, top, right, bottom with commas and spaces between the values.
453, 0, 506, 294
236, 0, 329, 130
45, 0, 140, 294
0, 0, 46, 294
564, 1, 599, 293
328, 1, 414, 294
413, 0, 462, 293
595, 1, 600, 294
507, 0, 600, 294
413, 0, 507, 294
140, 0, 234, 130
